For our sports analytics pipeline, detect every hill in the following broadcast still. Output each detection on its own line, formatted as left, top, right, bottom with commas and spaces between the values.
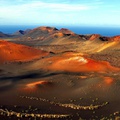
13, 29, 31, 36
0, 31, 11, 38
0, 40, 49, 64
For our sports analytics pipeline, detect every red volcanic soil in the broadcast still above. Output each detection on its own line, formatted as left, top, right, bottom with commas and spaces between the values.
100, 35, 120, 41
22, 81, 52, 92
59, 28, 75, 35
53, 32, 64, 37
0, 40, 49, 63
32, 26, 58, 33
26, 81, 50, 88
89, 34, 100, 40
46, 53, 120, 73
104, 77, 113, 85
110, 35, 120, 41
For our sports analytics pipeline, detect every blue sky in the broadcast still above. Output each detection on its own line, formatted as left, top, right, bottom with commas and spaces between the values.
0, 0, 120, 27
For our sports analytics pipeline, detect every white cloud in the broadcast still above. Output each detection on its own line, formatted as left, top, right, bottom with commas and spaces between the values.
0, 1, 91, 14
2, 0, 119, 26
22, 1, 91, 12
0, 1, 93, 25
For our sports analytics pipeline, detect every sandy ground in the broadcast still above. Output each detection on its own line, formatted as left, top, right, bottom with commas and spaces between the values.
0, 39, 120, 120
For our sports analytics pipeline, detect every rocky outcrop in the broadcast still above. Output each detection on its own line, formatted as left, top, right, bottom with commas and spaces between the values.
99, 36, 109, 41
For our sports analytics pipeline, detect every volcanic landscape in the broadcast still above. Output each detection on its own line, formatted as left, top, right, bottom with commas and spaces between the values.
0, 26, 120, 120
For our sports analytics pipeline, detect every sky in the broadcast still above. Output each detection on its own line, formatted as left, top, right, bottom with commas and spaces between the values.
0, 0, 120, 27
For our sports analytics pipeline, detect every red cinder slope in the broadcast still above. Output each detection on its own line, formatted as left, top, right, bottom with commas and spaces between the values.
110, 35, 120, 41
89, 34, 100, 40
46, 53, 120, 73
0, 40, 49, 63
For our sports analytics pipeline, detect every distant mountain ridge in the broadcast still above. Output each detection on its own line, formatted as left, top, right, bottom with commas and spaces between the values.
0, 26, 120, 43
0, 31, 11, 38
12, 29, 31, 36
16, 26, 120, 42
15, 26, 80, 45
